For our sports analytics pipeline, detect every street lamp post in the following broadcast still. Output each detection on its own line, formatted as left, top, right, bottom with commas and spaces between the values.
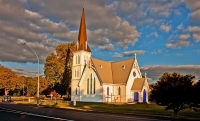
22, 42, 40, 106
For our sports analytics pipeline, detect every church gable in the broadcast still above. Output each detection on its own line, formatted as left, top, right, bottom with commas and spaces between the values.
78, 64, 102, 87
91, 58, 113, 84
91, 58, 135, 84
112, 59, 135, 84
78, 65, 103, 97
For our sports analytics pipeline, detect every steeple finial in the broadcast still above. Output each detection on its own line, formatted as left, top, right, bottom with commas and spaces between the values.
78, 7, 87, 50
134, 53, 136, 59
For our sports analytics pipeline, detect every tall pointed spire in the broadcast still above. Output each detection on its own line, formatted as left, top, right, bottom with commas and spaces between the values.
78, 7, 87, 50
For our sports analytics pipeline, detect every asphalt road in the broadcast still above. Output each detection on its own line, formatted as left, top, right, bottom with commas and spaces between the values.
0, 103, 169, 121
0, 110, 63, 121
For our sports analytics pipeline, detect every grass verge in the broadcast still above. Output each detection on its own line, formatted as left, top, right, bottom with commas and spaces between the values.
16, 100, 200, 121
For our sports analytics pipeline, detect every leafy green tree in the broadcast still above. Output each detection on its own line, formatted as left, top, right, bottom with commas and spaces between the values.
44, 42, 75, 96
150, 72, 195, 116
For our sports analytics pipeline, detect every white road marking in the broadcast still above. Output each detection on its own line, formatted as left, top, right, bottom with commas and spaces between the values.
0, 107, 74, 121
0, 106, 170, 121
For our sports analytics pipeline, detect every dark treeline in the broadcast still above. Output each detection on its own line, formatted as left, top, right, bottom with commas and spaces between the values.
0, 65, 47, 96
150, 72, 200, 116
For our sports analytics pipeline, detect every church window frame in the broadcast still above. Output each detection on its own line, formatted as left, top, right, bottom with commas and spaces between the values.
87, 78, 89, 94
90, 74, 92, 94
76, 56, 77, 64
78, 55, 80, 64
93, 77, 95, 94
107, 87, 109, 95
86, 73, 96, 95
118, 87, 121, 95
75, 70, 76, 77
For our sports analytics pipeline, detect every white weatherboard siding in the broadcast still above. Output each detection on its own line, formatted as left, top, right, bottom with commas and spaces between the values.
79, 68, 103, 102
103, 84, 113, 102
71, 79, 79, 101
112, 85, 126, 103
126, 61, 142, 102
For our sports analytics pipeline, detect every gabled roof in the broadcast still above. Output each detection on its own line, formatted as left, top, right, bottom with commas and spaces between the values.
91, 58, 113, 84
131, 78, 145, 91
91, 58, 135, 84
112, 59, 135, 84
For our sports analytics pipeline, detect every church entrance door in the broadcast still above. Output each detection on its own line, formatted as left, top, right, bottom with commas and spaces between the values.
134, 92, 138, 102
143, 89, 146, 102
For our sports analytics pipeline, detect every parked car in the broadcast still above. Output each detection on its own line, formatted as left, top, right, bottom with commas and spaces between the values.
2, 95, 11, 102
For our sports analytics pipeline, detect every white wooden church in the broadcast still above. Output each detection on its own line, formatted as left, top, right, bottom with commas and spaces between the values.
71, 8, 149, 103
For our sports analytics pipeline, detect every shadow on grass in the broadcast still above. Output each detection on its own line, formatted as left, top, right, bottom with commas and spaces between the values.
16, 101, 200, 120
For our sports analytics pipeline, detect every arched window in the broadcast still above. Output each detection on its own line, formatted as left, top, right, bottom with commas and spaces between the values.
75, 70, 76, 77
86, 74, 96, 95
76, 88, 77, 95
94, 77, 95, 94
78, 55, 80, 64
87, 78, 89, 94
118, 87, 121, 95
107, 87, 109, 95
76, 56, 77, 64
77, 70, 79, 77
90, 74, 92, 94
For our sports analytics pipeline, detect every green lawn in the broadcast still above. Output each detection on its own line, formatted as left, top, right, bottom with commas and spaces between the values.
17, 100, 200, 120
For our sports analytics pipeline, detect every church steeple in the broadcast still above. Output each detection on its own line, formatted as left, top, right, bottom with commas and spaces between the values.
77, 7, 91, 52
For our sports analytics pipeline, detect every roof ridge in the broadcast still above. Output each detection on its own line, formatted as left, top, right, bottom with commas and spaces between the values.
91, 57, 135, 63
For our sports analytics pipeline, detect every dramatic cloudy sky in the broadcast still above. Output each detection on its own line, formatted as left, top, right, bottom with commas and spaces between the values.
0, 0, 200, 83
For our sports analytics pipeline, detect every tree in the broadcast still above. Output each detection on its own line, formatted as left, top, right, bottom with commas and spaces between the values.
44, 42, 75, 96
150, 72, 195, 116
190, 80, 200, 111
61, 48, 72, 98
25, 77, 37, 96
24, 76, 48, 96
0, 65, 25, 95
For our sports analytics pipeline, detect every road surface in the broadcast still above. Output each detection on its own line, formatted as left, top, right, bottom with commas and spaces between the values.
0, 103, 169, 121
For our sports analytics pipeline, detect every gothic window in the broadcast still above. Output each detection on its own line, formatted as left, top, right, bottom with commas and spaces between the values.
76, 56, 77, 64
107, 87, 109, 95
94, 77, 95, 94
90, 74, 92, 94
75, 70, 76, 77
78, 55, 80, 64
87, 78, 89, 94
76, 88, 77, 95
86, 74, 96, 95
118, 87, 121, 95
